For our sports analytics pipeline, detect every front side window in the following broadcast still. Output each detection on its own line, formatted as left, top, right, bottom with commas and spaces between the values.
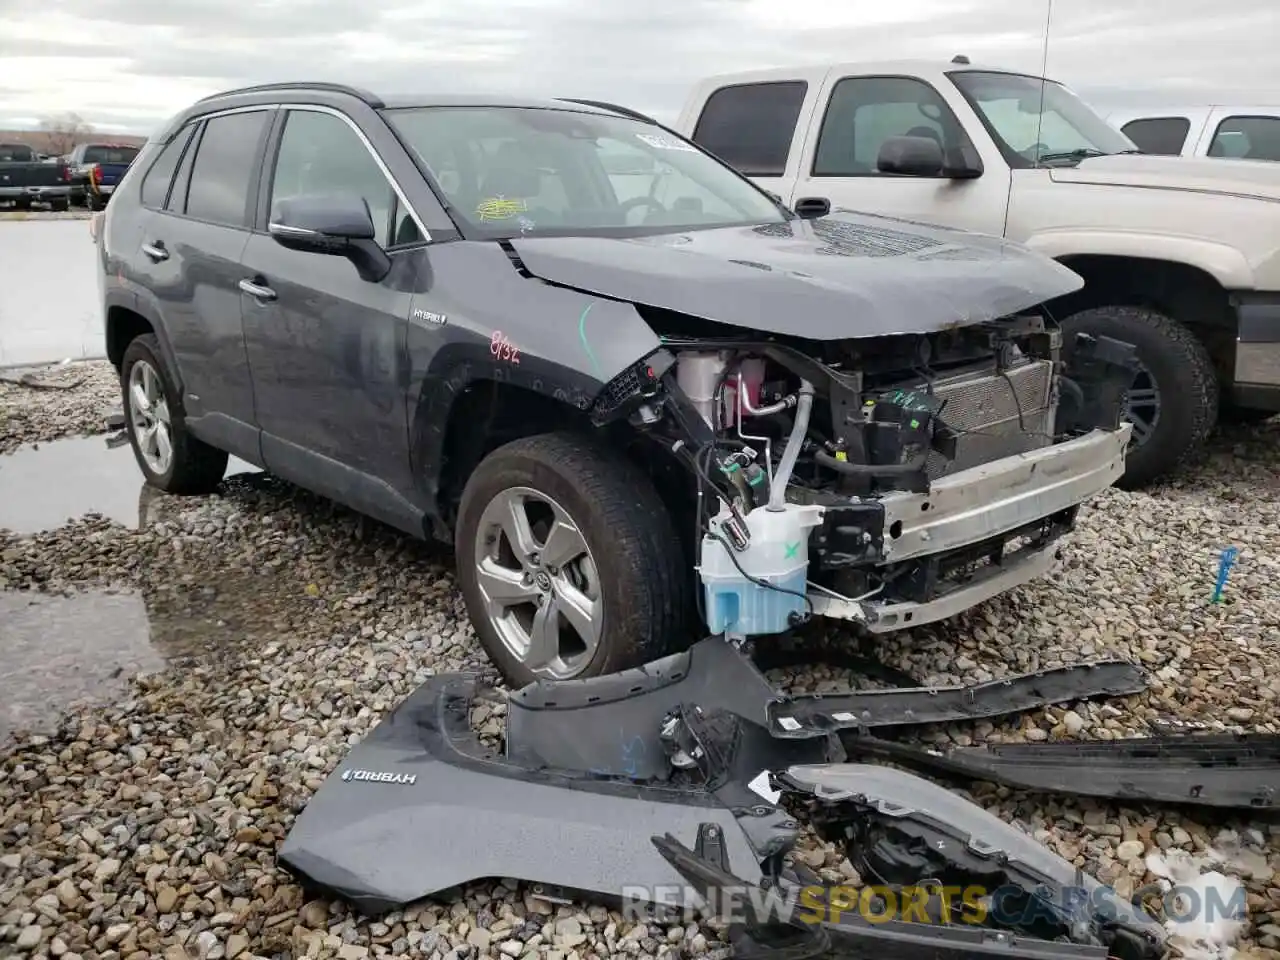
691, 81, 807, 177
949, 71, 1137, 167
270, 109, 395, 247
382, 105, 786, 239
1209, 116, 1280, 162
182, 109, 271, 227
1120, 117, 1190, 156
812, 76, 969, 177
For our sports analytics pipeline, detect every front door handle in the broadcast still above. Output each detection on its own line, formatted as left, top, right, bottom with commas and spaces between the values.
239, 278, 277, 302
141, 241, 168, 262
793, 196, 831, 219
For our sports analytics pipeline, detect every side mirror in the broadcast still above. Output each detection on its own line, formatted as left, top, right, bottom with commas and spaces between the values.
877, 136, 945, 177
268, 194, 391, 283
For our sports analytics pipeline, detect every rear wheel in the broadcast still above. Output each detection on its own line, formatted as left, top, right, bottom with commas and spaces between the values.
454, 432, 692, 686
121, 334, 229, 494
1060, 305, 1218, 488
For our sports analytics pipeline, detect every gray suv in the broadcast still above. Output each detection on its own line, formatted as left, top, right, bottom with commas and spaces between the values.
98, 82, 1136, 687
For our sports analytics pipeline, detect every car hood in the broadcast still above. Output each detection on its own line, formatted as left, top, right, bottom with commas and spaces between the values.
508, 212, 1082, 341
1050, 153, 1280, 202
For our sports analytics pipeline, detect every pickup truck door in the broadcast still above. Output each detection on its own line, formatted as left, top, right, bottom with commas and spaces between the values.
783, 72, 1011, 238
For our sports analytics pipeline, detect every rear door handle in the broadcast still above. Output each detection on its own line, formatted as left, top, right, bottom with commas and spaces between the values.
141, 241, 168, 262
239, 277, 277, 302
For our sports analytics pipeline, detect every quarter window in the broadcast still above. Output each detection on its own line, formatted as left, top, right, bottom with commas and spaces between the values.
813, 77, 963, 177
1120, 117, 1190, 156
140, 125, 196, 209
182, 110, 271, 227
691, 81, 808, 177
269, 109, 395, 247
1209, 115, 1280, 162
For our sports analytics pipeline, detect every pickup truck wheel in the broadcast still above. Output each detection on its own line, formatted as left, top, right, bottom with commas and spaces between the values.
1060, 305, 1218, 489
51, 198, 68, 212
121, 334, 229, 495
455, 432, 691, 687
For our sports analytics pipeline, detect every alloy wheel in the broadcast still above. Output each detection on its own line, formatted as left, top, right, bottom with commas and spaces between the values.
1124, 359, 1161, 448
472, 486, 602, 680
128, 359, 174, 476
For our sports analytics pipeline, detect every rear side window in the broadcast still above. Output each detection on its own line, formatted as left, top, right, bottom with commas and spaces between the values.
1208, 115, 1280, 161
1120, 117, 1190, 156
182, 110, 271, 227
140, 126, 196, 209
813, 76, 965, 177
691, 81, 807, 177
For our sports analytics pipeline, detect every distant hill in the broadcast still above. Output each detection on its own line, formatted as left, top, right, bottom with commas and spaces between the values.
0, 130, 147, 157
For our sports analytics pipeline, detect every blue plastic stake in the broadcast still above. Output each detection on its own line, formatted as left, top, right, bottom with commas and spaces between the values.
1212, 546, 1239, 603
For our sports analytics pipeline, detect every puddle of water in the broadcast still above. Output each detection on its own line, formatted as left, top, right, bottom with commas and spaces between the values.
1, 588, 158, 743
0, 434, 258, 534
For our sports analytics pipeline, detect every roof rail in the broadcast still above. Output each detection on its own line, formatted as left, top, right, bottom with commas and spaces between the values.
556, 98, 658, 125
196, 81, 384, 108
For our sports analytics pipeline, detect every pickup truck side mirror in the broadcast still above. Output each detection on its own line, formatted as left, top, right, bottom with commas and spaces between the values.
269, 194, 391, 283
877, 136, 946, 177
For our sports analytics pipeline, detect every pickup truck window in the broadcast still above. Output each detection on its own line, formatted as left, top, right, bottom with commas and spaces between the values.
269, 109, 395, 247
691, 81, 807, 177
84, 145, 140, 164
1209, 115, 1280, 161
1120, 117, 1190, 156
384, 105, 786, 239
812, 76, 964, 177
141, 125, 197, 209
182, 109, 271, 228
949, 71, 1135, 167
0, 144, 36, 162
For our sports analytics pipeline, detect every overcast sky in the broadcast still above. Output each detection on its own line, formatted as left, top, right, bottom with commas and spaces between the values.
1, 0, 1277, 135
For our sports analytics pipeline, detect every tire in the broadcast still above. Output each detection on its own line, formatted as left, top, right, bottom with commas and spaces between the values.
1059, 305, 1218, 489
14, 197, 31, 211
120, 334, 229, 495
455, 431, 692, 687
51, 198, 68, 212
88, 195, 105, 212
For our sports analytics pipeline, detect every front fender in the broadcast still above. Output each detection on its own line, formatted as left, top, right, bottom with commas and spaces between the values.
1024, 229, 1255, 290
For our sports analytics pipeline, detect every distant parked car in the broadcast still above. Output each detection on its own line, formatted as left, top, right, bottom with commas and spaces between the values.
68, 142, 140, 209
0, 142, 72, 210
1105, 106, 1280, 161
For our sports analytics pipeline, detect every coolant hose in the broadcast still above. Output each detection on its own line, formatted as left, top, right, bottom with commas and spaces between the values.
768, 379, 814, 511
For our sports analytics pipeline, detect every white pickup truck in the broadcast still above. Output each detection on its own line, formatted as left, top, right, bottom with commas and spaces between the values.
1105, 106, 1280, 162
674, 58, 1280, 486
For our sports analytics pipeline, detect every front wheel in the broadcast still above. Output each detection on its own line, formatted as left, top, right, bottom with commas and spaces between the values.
1060, 305, 1218, 489
454, 432, 692, 687
121, 334, 229, 494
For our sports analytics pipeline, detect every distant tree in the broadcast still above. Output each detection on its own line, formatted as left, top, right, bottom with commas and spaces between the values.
40, 112, 95, 156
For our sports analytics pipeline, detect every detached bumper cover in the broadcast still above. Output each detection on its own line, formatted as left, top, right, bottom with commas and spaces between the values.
278, 674, 794, 915
845, 733, 1280, 808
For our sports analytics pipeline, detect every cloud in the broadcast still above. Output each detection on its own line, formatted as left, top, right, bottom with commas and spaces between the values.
0, 0, 1277, 133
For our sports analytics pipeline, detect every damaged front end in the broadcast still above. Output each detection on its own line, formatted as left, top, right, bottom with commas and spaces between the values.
586, 306, 1138, 638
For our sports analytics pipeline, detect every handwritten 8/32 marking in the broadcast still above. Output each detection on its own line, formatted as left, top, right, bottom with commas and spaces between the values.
491, 330, 520, 364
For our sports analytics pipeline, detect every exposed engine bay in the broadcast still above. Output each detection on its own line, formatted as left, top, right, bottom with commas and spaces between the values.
586, 311, 1138, 637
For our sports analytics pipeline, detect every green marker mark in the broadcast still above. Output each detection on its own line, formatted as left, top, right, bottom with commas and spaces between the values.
578, 302, 602, 376
785, 542, 800, 559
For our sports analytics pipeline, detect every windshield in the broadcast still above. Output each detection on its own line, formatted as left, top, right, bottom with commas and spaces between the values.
382, 105, 787, 238
948, 71, 1137, 166
84, 145, 139, 164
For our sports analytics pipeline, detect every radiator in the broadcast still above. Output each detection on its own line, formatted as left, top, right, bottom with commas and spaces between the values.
916, 359, 1057, 478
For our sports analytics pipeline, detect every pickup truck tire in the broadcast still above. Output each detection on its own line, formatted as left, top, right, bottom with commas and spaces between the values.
120, 334, 229, 495
1059, 305, 1218, 489
455, 431, 691, 687
50, 198, 68, 212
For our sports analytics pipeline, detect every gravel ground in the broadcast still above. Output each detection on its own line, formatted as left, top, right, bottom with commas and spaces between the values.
2, 361, 1279, 960
0, 360, 120, 455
